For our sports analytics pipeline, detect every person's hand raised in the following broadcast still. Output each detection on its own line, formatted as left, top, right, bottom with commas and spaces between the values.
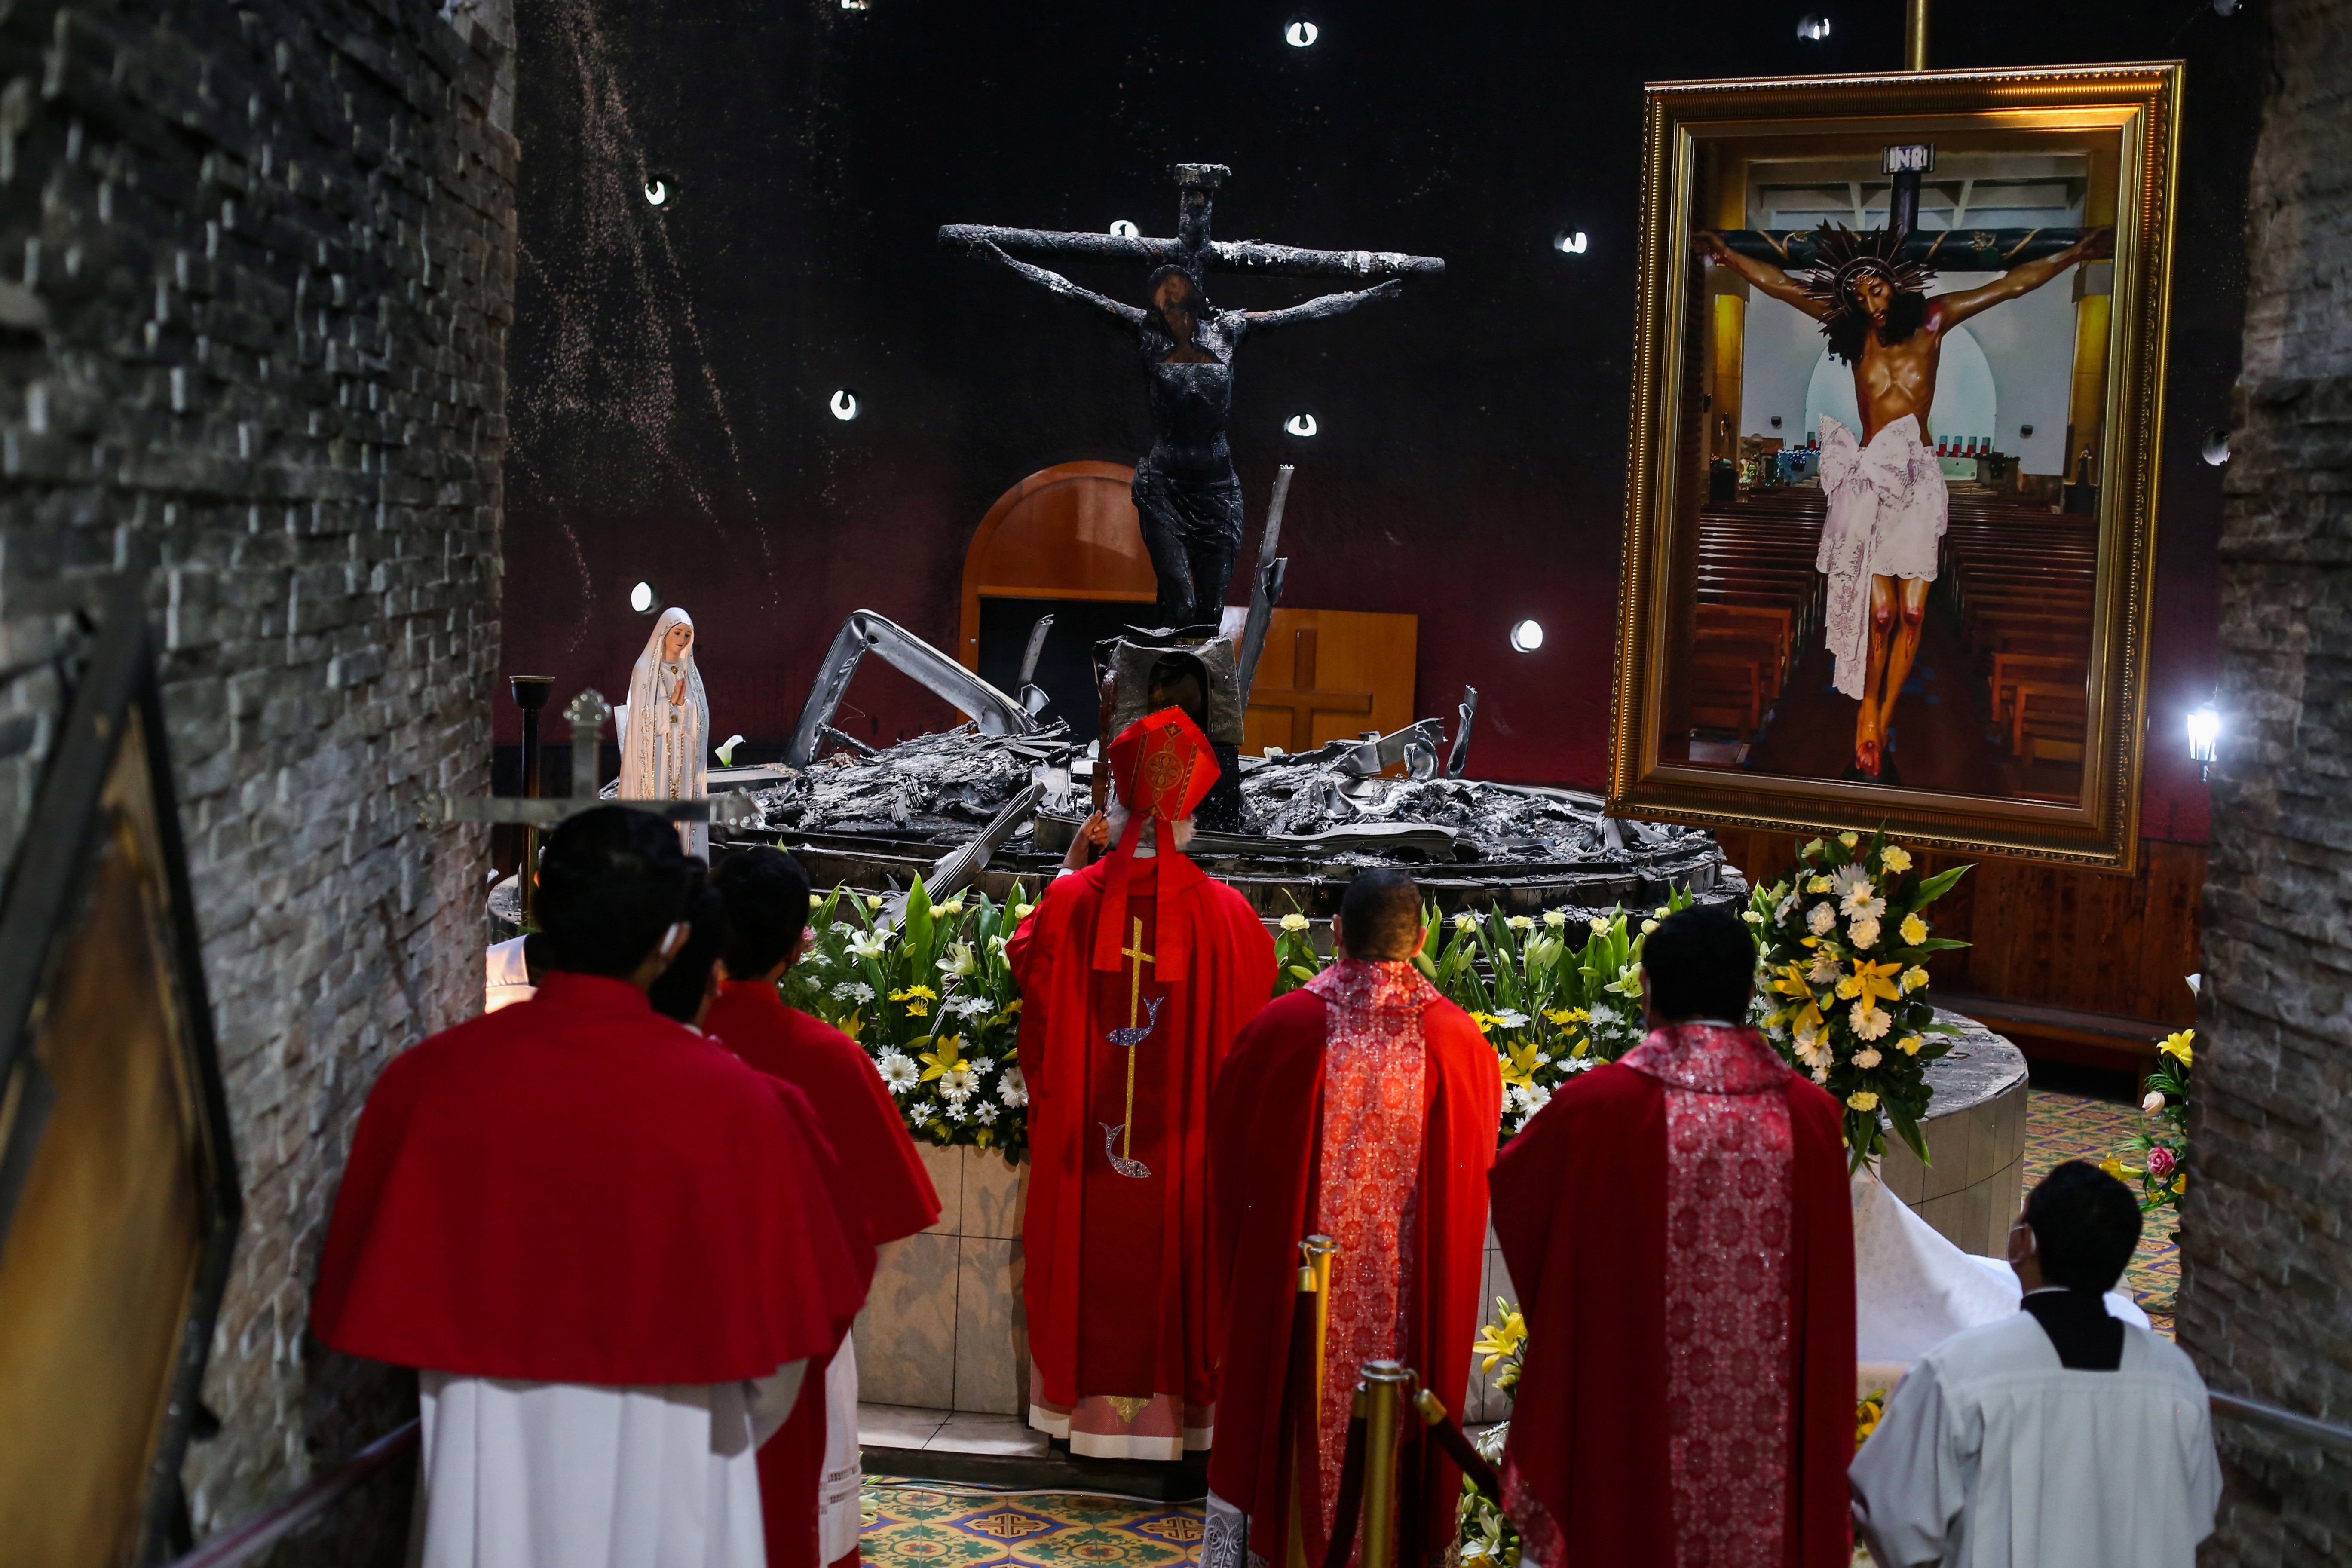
1063, 811, 1110, 871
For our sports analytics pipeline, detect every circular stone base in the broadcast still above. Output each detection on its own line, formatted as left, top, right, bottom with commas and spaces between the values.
1880, 1011, 2030, 1257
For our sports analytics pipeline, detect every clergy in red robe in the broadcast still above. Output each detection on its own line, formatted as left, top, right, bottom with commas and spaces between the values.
1006, 706, 1276, 1458
707, 846, 943, 1568
1204, 868, 1503, 1568
312, 806, 874, 1568
1492, 901, 1855, 1568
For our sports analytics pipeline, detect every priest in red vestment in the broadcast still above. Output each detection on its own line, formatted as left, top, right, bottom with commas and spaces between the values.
707, 846, 943, 1568
312, 806, 875, 1568
1492, 901, 1855, 1568
1006, 706, 1276, 1458
1204, 868, 1503, 1568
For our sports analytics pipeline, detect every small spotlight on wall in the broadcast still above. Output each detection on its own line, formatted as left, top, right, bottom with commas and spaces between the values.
1109, 219, 1140, 238
1796, 14, 1832, 40
1284, 413, 1319, 438
630, 580, 660, 615
830, 389, 861, 421
643, 178, 670, 207
2187, 702, 2220, 781
2020, 423, 2036, 439
2202, 428, 2232, 466
1553, 229, 1588, 254
1510, 619, 1545, 653
1285, 15, 1320, 47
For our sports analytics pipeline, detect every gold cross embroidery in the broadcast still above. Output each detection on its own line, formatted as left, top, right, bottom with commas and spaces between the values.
1120, 917, 1152, 1161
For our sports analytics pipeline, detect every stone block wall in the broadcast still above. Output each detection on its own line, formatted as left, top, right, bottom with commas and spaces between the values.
2187, 0, 2352, 1558
0, 0, 514, 1556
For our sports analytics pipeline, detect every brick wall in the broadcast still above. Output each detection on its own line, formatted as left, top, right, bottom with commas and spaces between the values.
0, 0, 514, 1555
2186, 0, 2352, 1557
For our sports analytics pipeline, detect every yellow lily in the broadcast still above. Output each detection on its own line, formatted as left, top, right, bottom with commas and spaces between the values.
1542, 1006, 1590, 1027
1498, 1039, 1543, 1090
2159, 1029, 2194, 1066
1472, 1304, 1526, 1375
917, 1035, 967, 1082
1842, 958, 1903, 1007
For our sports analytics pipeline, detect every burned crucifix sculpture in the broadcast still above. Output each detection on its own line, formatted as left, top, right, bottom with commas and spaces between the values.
942, 164, 1444, 630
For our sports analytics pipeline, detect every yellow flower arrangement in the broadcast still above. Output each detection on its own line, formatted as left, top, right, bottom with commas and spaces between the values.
2159, 1029, 2194, 1066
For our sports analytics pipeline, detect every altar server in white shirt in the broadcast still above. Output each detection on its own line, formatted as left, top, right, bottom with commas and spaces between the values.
1850, 1160, 2220, 1568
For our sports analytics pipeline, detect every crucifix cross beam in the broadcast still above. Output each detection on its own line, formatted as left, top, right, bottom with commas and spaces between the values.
940, 163, 1445, 282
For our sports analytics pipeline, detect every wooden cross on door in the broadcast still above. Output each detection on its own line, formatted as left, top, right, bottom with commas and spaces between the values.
1249, 626, 1373, 751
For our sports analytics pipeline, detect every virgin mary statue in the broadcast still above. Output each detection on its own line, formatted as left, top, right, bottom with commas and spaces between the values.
617, 607, 710, 858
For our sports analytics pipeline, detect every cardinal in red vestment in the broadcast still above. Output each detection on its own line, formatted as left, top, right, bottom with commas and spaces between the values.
312, 807, 875, 1568
1204, 868, 1503, 1568
1006, 706, 1276, 1458
706, 847, 943, 1568
1493, 902, 1855, 1568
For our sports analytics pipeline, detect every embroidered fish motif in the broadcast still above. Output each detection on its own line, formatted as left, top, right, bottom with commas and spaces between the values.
1099, 1123, 1152, 1179
1106, 995, 1164, 1050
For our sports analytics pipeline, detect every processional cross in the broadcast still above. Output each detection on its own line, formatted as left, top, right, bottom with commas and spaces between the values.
1099, 916, 1164, 1180
941, 165, 1445, 632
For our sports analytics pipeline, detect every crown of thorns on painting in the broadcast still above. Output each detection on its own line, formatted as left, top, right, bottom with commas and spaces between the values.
1799, 223, 1937, 366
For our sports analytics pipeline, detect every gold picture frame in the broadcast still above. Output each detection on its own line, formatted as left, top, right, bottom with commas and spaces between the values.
1605, 63, 2182, 870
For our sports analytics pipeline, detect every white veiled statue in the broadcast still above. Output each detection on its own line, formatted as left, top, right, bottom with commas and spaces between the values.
616, 607, 710, 858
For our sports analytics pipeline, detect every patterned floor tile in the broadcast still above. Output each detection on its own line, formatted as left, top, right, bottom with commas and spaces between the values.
862, 1482, 1205, 1568
2024, 1088, 2181, 1334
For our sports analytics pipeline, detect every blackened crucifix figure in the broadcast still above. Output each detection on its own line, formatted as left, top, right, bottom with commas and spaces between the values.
944, 165, 1444, 631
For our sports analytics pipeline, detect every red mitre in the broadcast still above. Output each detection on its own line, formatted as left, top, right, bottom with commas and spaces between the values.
1090, 706, 1220, 974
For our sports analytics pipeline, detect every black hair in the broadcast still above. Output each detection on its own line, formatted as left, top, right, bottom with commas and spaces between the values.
2024, 1161, 2143, 1293
1142, 264, 1215, 350
648, 873, 727, 1025
1640, 902, 1755, 1023
1825, 280, 1929, 366
711, 846, 815, 980
1339, 868, 1421, 959
536, 805, 694, 978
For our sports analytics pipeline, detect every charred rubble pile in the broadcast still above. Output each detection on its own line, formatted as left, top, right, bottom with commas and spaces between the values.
1241, 751, 1711, 867
738, 724, 1072, 841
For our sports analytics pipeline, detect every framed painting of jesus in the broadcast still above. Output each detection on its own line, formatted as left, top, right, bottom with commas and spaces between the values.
1606, 63, 2182, 870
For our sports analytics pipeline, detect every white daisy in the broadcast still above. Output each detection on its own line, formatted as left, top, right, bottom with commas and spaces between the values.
941, 1067, 977, 1100
1831, 864, 1872, 899
1492, 1008, 1531, 1031
1840, 880, 1886, 922
1807, 948, 1843, 985
877, 1051, 919, 1095
975, 1103, 1000, 1125
1806, 902, 1838, 937
831, 980, 876, 1004
943, 1100, 968, 1123
998, 1067, 1029, 1108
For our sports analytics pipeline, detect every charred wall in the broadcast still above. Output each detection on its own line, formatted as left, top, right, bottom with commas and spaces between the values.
0, 0, 515, 1556
2186, 0, 2352, 1556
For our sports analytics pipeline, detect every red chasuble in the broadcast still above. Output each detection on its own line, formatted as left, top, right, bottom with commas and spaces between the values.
1206, 961, 1503, 1568
312, 972, 873, 1385
705, 981, 943, 1568
1491, 1024, 1855, 1568
1007, 845, 1275, 1452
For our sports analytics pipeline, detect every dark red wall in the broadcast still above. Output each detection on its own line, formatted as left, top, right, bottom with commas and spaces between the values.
503, 0, 2261, 843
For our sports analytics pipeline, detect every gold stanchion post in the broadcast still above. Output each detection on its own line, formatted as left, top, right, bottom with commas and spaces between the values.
1904, 0, 1929, 69
1356, 1360, 1415, 1568
1302, 1235, 1337, 1406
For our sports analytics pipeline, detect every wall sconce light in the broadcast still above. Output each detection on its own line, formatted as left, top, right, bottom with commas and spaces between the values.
1284, 413, 1319, 438
830, 389, 861, 421
2187, 702, 2220, 781
1553, 228, 1588, 254
630, 580, 660, 615
1510, 619, 1545, 653
1284, 15, 1320, 47
1109, 219, 1139, 237
1796, 14, 1832, 40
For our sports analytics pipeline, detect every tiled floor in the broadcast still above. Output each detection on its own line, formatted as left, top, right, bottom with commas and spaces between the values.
862, 1406, 1050, 1458
2023, 1087, 2180, 1333
861, 1479, 1204, 1568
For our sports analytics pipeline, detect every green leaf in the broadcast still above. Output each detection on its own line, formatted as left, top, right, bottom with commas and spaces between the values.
1889, 1104, 1930, 1165
1910, 864, 1972, 909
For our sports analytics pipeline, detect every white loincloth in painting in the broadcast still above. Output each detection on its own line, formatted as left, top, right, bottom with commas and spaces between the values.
1816, 414, 1949, 700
